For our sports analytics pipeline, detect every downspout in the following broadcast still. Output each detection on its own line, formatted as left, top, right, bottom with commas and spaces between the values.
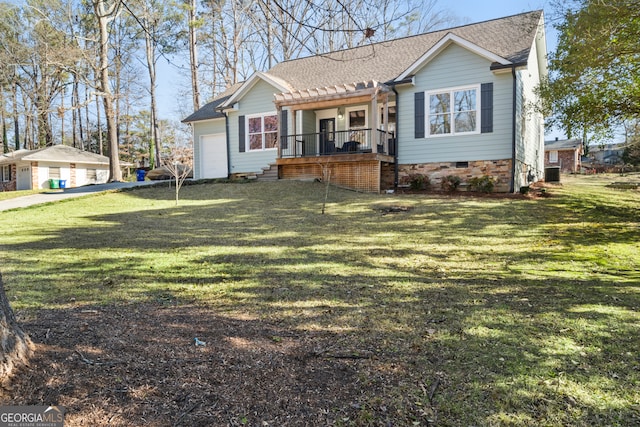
392, 86, 399, 190
510, 66, 517, 193
223, 111, 231, 178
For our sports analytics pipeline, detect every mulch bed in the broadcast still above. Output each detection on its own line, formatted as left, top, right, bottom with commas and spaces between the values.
1, 303, 406, 426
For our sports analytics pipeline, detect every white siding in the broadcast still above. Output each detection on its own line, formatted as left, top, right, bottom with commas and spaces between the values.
396, 43, 513, 164
227, 79, 280, 174
515, 37, 545, 189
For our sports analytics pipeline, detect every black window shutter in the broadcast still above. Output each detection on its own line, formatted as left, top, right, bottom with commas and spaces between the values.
414, 92, 425, 138
280, 110, 288, 149
481, 83, 493, 133
238, 115, 245, 152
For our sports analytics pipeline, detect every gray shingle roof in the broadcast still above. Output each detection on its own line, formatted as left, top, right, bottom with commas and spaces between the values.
544, 138, 583, 151
0, 145, 109, 165
184, 11, 543, 120
267, 10, 543, 90
182, 83, 244, 123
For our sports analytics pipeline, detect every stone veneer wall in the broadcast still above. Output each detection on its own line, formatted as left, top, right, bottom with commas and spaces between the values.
398, 159, 513, 193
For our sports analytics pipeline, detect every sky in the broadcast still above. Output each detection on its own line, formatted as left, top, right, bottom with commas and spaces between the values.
159, 0, 563, 138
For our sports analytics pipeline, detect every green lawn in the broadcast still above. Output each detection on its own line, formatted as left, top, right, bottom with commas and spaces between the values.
1, 174, 639, 426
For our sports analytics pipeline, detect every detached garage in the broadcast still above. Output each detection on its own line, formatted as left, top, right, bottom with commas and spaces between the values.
0, 145, 110, 191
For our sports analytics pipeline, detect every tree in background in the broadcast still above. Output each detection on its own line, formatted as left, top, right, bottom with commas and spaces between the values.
622, 120, 640, 167
539, 0, 640, 143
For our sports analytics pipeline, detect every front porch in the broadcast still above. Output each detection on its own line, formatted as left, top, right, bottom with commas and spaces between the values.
274, 80, 397, 193
280, 128, 396, 158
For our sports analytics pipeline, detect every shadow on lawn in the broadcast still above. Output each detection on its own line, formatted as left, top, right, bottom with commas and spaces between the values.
2, 181, 639, 425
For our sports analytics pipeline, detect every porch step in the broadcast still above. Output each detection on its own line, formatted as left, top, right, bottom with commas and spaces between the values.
258, 164, 278, 181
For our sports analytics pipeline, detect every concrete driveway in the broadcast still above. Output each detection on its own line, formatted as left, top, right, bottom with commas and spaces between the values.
0, 180, 161, 212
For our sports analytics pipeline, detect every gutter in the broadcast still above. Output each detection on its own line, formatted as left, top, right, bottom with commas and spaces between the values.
223, 111, 231, 178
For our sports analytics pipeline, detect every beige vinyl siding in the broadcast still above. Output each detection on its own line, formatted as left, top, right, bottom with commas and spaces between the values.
228, 79, 280, 174
192, 118, 227, 179
397, 43, 513, 164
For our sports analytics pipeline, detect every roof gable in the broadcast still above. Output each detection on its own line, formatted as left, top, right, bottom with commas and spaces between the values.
396, 33, 511, 81
220, 72, 293, 108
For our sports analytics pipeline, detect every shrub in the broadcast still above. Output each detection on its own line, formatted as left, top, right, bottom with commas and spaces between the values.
468, 175, 495, 193
441, 175, 461, 192
520, 185, 531, 195
407, 174, 430, 191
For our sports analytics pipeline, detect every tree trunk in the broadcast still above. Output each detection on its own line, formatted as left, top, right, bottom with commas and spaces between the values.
188, 0, 201, 112
0, 272, 32, 385
94, 0, 123, 182
144, 27, 161, 169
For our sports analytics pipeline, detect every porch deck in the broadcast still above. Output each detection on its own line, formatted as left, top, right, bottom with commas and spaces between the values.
276, 151, 395, 193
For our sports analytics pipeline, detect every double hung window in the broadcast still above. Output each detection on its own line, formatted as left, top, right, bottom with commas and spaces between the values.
428, 85, 479, 136
247, 113, 278, 151
0, 165, 9, 182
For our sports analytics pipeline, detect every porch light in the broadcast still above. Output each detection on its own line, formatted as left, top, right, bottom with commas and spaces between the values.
338, 108, 344, 120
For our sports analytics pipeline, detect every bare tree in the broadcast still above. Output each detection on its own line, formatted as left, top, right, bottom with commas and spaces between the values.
93, 0, 123, 181
186, 0, 201, 111
163, 142, 192, 206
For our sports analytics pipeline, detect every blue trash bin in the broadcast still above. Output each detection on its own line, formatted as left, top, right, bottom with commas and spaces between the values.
136, 169, 146, 182
59, 179, 67, 189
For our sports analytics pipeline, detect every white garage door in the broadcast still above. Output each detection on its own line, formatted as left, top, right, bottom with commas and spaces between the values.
200, 134, 228, 179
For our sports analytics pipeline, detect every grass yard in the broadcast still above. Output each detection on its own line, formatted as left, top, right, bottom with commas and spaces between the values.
0, 174, 638, 426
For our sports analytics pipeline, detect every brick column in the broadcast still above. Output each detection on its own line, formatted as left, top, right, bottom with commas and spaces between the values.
31, 162, 39, 189
70, 163, 76, 187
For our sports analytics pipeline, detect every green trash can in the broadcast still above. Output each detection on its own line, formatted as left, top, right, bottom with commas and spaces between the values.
49, 179, 60, 189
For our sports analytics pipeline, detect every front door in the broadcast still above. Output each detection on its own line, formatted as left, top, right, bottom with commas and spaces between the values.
319, 118, 335, 155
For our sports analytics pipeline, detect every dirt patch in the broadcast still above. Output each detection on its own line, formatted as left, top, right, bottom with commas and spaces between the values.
1, 303, 412, 426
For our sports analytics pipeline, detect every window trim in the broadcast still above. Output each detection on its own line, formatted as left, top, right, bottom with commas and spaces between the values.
549, 150, 558, 163
379, 102, 397, 134
426, 84, 480, 138
245, 111, 278, 152
1, 165, 10, 182
345, 105, 368, 131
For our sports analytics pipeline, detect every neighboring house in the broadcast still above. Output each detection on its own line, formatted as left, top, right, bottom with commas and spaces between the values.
589, 143, 626, 165
0, 145, 110, 191
544, 138, 583, 173
183, 11, 547, 193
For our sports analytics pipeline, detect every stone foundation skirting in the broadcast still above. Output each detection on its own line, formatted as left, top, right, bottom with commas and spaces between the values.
398, 159, 513, 192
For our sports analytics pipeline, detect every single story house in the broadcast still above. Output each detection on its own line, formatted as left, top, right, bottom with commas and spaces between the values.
544, 138, 583, 173
589, 143, 626, 165
183, 11, 547, 193
0, 145, 110, 191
